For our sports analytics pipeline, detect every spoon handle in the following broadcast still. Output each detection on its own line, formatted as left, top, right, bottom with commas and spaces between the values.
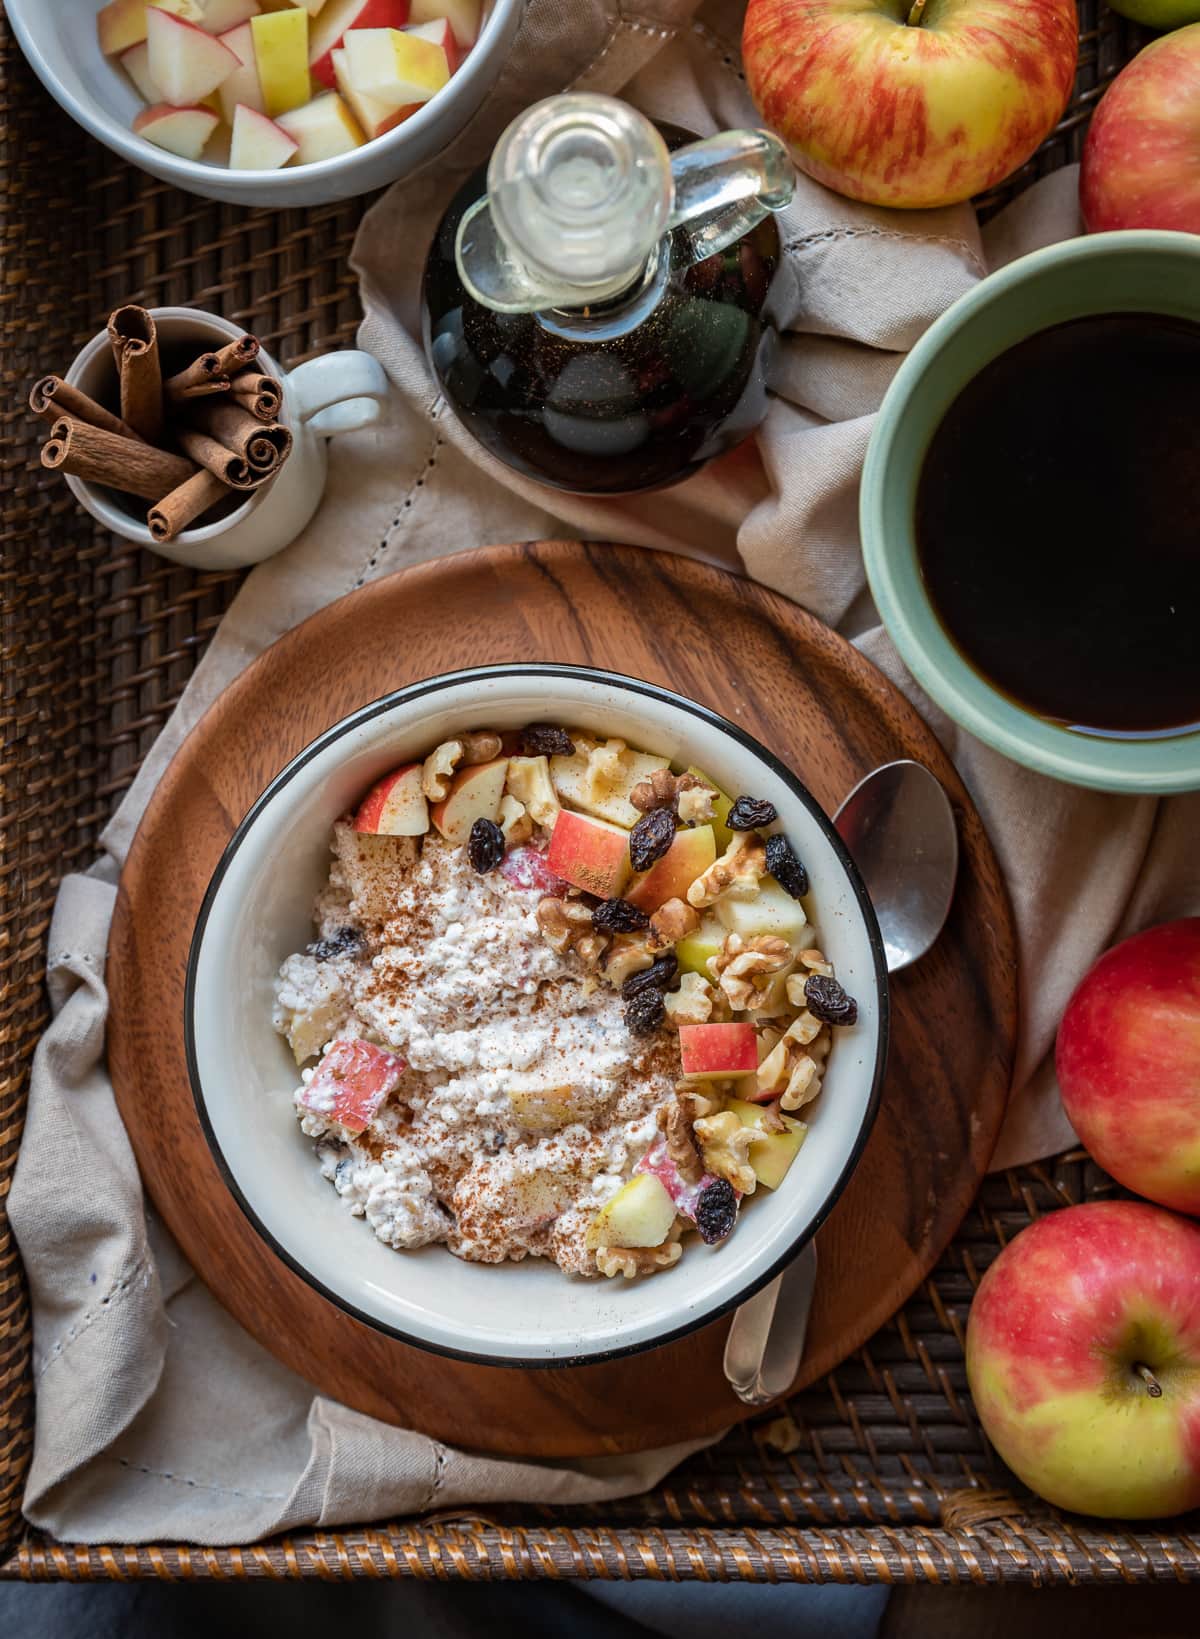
723, 1240, 818, 1406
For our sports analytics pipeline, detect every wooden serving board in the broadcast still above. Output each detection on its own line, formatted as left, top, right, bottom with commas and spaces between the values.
108, 541, 1017, 1457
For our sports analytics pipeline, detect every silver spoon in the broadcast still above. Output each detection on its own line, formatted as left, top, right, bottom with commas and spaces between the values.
723, 761, 959, 1407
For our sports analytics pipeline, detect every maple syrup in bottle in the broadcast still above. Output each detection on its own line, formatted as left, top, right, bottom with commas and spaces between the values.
422, 95, 795, 495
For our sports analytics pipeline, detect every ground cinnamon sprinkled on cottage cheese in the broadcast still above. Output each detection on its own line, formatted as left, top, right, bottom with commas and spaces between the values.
275, 823, 677, 1275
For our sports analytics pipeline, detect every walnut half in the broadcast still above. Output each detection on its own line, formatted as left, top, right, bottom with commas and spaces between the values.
694, 1111, 758, 1195
536, 897, 608, 968
596, 1227, 683, 1279
686, 833, 766, 908
710, 932, 792, 1010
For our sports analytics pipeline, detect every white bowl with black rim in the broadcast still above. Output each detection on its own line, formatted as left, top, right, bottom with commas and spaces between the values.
187, 664, 889, 1366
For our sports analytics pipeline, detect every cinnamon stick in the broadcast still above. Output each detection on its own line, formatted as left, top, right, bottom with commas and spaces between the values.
177, 428, 257, 490
41, 417, 195, 501
229, 373, 283, 422
29, 375, 145, 442
189, 399, 292, 476
148, 469, 231, 542
165, 352, 231, 403
107, 306, 163, 442
212, 335, 260, 374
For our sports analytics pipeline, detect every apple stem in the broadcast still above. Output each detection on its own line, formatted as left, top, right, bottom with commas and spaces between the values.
906, 0, 929, 24
1134, 1362, 1163, 1398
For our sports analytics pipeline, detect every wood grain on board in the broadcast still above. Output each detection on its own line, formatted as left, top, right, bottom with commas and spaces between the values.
108, 541, 1017, 1457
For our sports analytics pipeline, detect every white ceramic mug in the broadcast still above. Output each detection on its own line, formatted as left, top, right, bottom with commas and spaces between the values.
63, 307, 389, 570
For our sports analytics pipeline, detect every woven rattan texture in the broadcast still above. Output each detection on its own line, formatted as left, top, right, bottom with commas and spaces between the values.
4, 1, 1188, 1586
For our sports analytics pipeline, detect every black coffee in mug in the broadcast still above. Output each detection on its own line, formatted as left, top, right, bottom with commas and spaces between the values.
915, 313, 1200, 738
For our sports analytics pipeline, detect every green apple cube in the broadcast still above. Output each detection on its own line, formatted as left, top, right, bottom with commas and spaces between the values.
675, 913, 725, 977
686, 765, 735, 850
728, 1097, 808, 1190
717, 881, 809, 945
585, 1172, 676, 1250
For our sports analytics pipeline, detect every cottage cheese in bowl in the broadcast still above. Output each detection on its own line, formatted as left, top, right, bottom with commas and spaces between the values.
189, 667, 887, 1363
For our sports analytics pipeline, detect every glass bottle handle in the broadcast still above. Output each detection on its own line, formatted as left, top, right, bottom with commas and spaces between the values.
668, 130, 795, 266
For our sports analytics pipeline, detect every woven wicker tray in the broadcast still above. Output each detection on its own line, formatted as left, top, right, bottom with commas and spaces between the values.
5, 0, 1197, 1585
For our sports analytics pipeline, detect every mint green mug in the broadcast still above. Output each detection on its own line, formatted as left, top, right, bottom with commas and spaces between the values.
861, 230, 1200, 795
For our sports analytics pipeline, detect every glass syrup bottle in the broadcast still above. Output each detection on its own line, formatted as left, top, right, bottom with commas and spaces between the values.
422, 94, 795, 495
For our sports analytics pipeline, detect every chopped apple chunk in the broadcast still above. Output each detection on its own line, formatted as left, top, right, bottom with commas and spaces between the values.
585, 1173, 676, 1251
728, 1098, 808, 1190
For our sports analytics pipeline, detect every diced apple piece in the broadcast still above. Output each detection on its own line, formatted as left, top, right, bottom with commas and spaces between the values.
626, 824, 716, 913
716, 881, 809, 946
331, 46, 413, 135
276, 89, 364, 159
506, 1079, 598, 1132
405, 16, 459, 72
147, 8, 241, 104
430, 758, 509, 844
409, 0, 479, 48
678, 1022, 759, 1082
728, 1098, 808, 1190
343, 26, 448, 109
230, 101, 299, 166
217, 21, 265, 118
99, 0, 202, 57
298, 1038, 405, 1135
251, 8, 311, 115
353, 762, 428, 836
675, 914, 724, 979
545, 809, 632, 899
120, 42, 162, 102
585, 1173, 676, 1251
198, 0, 260, 30
498, 845, 565, 895
289, 0, 330, 15
686, 766, 735, 850
132, 103, 221, 158
310, 0, 411, 88
549, 743, 670, 829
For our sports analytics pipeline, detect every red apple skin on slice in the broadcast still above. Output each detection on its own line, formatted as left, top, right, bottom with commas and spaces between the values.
353, 763, 429, 836
679, 1022, 759, 1081
405, 17, 461, 72
298, 1038, 406, 1135
133, 103, 221, 159
498, 845, 566, 895
626, 824, 716, 912
146, 8, 241, 106
309, 0, 412, 87
545, 809, 632, 899
429, 758, 509, 843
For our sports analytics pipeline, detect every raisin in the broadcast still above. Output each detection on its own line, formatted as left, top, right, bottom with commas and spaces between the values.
309, 926, 362, 961
765, 833, 809, 900
629, 805, 676, 871
727, 796, 778, 831
624, 986, 665, 1037
592, 897, 650, 934
695, 1178, 737, 1244
621, 954, 678, 1000
468, 817, 505, 874
804, 974, 859, 1026
519, 724, 575, 757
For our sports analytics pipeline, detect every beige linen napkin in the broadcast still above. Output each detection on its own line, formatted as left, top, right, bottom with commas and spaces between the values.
12, 0, 1198, 1546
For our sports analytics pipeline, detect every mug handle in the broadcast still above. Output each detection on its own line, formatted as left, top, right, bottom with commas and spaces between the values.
286, 351, 389, 437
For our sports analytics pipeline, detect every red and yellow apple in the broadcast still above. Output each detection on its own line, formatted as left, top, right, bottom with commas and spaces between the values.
678, 1022, 759, 1082
742, 0, 1078, 209
354, 764, 428, 835
230, 102, 298, 167
410, 0, 479, 49
545, 809, 632, 898
309, 0, 412, 87
133, 102, 221, 157
966, 1200, 1200, 1518
625, 824, 716, 913
147, 7, 240, 104
430, 758, 508, 843
1080, 28, 1200, 235
298, 1038, 406, 1135
1056, 919, 1200, 1216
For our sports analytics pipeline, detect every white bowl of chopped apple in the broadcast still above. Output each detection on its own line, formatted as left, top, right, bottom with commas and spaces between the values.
7, 0, 525, 206
187, 665, 889, 1366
